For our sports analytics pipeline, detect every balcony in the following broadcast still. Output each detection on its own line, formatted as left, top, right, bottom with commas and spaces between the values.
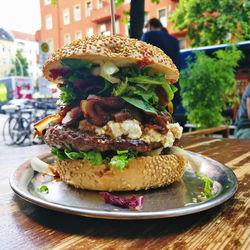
91, 1, 121, 23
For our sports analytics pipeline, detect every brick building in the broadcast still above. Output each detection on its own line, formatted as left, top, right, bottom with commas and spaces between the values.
36, 0, 187, 52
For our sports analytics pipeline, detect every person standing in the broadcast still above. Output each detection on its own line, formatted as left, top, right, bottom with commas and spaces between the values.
234, 83, 250, 139
141, 18, 182, 122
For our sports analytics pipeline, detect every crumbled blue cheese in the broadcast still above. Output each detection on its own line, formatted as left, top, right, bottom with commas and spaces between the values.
94, 120, 183, 148
96, 119, 142, 139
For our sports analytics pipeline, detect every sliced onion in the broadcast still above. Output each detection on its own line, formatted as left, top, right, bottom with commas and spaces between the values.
171, 146, 201, 172
30, 156, 55, 176
100, 61, 121, 84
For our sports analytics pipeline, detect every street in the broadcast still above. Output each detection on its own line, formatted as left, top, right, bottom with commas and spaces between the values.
0, 114, 49, 168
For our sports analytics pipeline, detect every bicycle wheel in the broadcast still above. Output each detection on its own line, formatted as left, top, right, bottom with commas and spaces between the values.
3, 117, 15, 145
11, 117, 30, 145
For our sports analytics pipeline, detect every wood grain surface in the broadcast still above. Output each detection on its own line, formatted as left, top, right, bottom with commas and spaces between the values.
0, 136, 249, 250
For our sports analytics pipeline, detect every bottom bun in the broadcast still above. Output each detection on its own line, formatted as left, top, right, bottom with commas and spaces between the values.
55, 154, 187, 191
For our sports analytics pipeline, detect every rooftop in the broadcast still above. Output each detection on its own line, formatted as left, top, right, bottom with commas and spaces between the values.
0, 28, 14, 41
10, 30, 35, 41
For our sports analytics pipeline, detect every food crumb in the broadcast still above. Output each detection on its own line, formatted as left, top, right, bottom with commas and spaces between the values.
192, 198, 197, 203
216, 219, 221, 224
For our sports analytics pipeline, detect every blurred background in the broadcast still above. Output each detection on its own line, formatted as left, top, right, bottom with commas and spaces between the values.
0, 0, 249, 147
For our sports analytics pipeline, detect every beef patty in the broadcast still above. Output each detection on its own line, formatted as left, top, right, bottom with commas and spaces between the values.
44, 125, 163, 152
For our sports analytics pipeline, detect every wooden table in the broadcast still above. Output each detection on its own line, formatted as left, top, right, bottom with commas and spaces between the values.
0, 136, 249, 249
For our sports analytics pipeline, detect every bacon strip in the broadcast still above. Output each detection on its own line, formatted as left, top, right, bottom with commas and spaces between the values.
80, 96, 125, 126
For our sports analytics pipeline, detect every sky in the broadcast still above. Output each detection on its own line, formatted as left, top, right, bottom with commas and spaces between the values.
0, 0, 41, 34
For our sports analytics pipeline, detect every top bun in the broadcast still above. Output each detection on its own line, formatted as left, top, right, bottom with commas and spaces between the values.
42, 35, 179, 83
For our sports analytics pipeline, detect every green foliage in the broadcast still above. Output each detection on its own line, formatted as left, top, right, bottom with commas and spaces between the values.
9, 50, 29, 76
170, 0, 250, 47
180, 47, 243, 129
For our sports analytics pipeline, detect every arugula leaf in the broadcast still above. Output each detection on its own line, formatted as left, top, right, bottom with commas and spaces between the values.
60, 59, 92, 69
112, 78, 128, 96
97, 80, 112, 95
127, 74, 176, 102
37, 185, 49, 193
195, 172, 214, 198
127, 84, 159, 104
128, 75, 165, 85
115, 65, 140, 79
121, 96, 158, 114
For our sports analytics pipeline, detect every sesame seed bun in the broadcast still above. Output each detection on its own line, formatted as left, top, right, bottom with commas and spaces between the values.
55, 154, 186, 191
42, 35, 179, 83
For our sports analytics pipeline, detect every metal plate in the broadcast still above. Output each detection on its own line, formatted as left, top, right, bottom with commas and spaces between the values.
10, 151, 238, 220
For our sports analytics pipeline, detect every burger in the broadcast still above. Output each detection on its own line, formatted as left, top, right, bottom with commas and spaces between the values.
35, 35, 187, 192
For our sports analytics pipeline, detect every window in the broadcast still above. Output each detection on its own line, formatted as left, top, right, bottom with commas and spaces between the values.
63, 9, 70, 25
74, 5, 81, 21
75, 31, 82, 39
115, 21, 120, 34
86, 1, 92, 17
64, 34, 71, 45
98, 0, 103, 9
158, 8, 166, 27
44, 0, 51, 5
86, 27, 94, 37
99, 24, 106, 35
45, 14, 53, 29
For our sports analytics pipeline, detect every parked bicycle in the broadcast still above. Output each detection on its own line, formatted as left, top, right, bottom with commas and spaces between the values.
2, 99, 57, 146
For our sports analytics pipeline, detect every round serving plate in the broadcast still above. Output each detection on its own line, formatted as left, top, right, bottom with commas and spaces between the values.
10, 151, 238, 220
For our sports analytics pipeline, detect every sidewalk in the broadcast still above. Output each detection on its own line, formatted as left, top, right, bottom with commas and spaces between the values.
0, 114, 50, 166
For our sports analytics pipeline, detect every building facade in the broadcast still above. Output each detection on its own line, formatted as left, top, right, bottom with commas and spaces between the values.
36, 0, 187, 52
0, 28, 15, 78
10, 31, 40, 81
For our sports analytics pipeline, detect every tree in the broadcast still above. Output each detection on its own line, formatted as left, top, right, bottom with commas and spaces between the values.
180, 47, 243, 128
170, 0, 250, 47
9, 50, 29, 76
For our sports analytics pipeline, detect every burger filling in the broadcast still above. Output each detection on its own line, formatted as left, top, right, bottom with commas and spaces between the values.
38, 58, 182, 171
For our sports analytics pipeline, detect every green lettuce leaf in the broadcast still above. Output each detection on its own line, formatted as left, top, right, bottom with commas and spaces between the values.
37, 185, 49, 193
51, 148, 137, 170
51, 148, 102, 166
86, 150, 103, 166
195, 172, 214, 198
51, 147, 68, 160
110, 150, 138, 171
64, 149, 86, 160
